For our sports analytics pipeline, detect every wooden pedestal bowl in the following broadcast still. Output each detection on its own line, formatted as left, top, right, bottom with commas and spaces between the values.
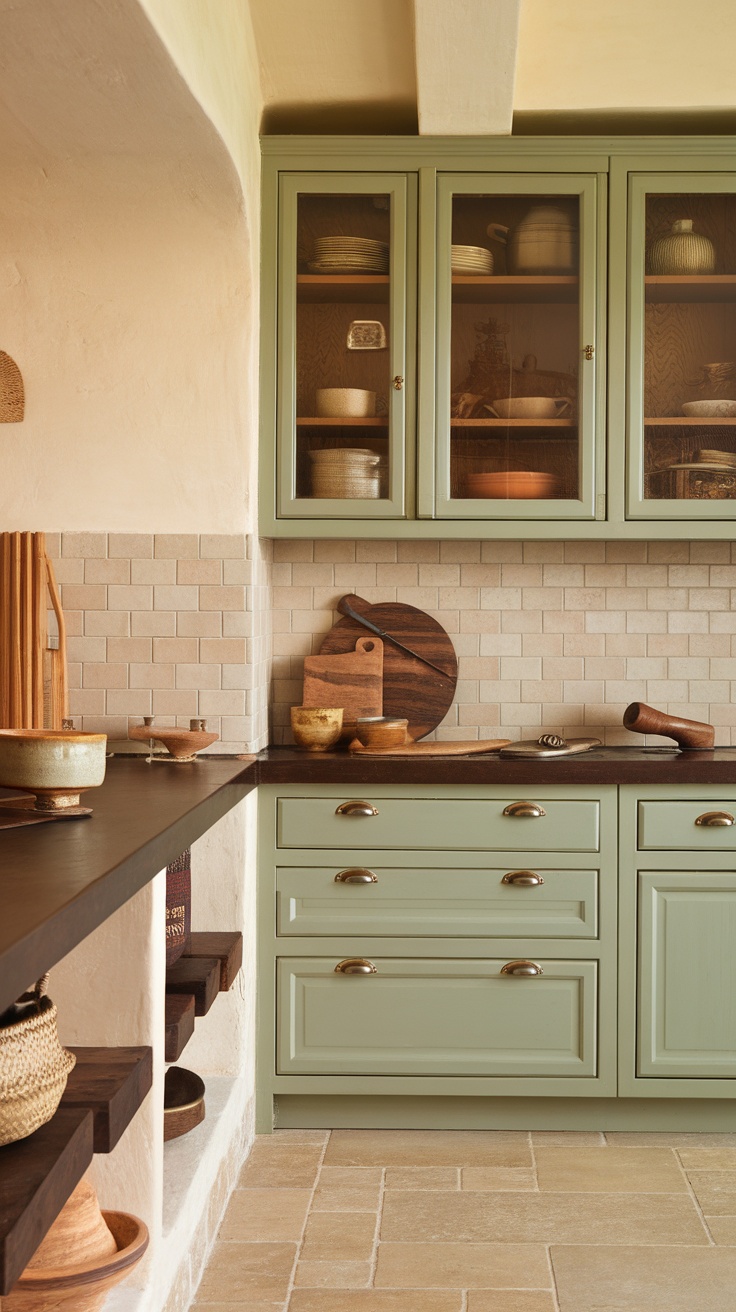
129, 723, 219, 761
0, 730, 107, 810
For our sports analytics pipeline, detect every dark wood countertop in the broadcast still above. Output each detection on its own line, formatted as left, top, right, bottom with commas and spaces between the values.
0, 756, 257, 1014
254, 745, 736, 786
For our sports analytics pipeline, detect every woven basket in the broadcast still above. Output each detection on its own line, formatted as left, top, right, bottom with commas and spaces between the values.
0, 351, 25, 422
0, 976, 76, 1146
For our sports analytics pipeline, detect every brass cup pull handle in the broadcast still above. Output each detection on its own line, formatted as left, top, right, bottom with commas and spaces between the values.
695, 811, 734, 827
502, 870, 544, 887
335, 869, 378, 884
335, 800, 379, 818
502, 801, 546, 818
500, 960, 544, 977
334, 958, 377, 975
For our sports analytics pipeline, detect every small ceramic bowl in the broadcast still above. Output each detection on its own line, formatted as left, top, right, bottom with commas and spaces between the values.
487, 396, 572, 419
315, 388, 376, 418
290, 707, 344, 752
682, 399, 736, 418
355, 716, 409, 749
0, 729, 107, 810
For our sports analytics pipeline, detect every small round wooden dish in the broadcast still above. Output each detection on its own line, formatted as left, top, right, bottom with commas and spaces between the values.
163, 1066, 205, 1142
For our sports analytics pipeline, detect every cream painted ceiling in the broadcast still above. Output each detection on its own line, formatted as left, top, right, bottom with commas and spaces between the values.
249, 0, 736, 134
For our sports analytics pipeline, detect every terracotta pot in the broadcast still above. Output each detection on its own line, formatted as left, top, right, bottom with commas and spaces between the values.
466, 471, 558, 499
4, 1181, 148, 1312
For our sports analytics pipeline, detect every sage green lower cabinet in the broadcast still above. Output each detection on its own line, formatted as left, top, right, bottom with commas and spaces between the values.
638, 872, 736, 1079
278, 957, 598, 1077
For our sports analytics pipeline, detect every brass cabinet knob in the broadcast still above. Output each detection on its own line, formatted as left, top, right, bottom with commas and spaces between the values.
334, 868, 378, 884
501, 870, 545, 887
584, 344, 595, 360
392, 375, 404, 390
335, 800, 379, 817
500, 960, 544, 977
502, 801, 546, 818
695, 811, 734, 827
334, 958, 377, 975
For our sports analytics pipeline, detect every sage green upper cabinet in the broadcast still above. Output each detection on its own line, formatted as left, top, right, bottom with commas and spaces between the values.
272, 173, 415, 521
623, 170, 736, 521
430, 173, 605, 521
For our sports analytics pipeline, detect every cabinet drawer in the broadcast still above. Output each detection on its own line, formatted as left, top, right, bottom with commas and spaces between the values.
638, 801, 736, 851
276, 866, 599, 938
277, 797, 600, 852
277, 957, 597, 1076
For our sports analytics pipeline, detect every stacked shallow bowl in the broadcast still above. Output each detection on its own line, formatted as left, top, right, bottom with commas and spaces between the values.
451, 244, 494, 275
310, 448, 382, 498
309, 236, 389, 274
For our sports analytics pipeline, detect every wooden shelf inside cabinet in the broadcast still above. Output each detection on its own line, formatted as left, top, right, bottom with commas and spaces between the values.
451, 419, 577, 434
644, 417, 736, 426
297, 274, 389, 303
0, 1046, 152, 1295
297, 417, 388, 428
451, 275, 578, 304
645, 275, 736, 303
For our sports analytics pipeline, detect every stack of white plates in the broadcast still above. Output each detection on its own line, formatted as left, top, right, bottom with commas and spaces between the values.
451, 244, 494, 275
309, 236, 389, 274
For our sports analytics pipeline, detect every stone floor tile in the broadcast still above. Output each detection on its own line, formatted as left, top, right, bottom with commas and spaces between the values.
705, 1216, 736, 1244
238, 1143, 324, 1189
324, 1130, 531, 1168
318, 1166, 384, 1186
462, 1167, 537, 1191
678, 1147, 736, 1170
312, 1182, 382, 1213
196, 1242, 297, 1303
531, 1131, 605, 1147
385, 1167, 460, 1190
271, 1130, 330, 1144
288, 1293, 462, 1312
467, 1294, 557, 1312
374, 1241, 550, 1289
193, 1304, 284, 1311
293, 1260, 372, 1288
686, 1170, 736, 1214
535, 1146, 686, 1192
380, 1189, 709, 1245
551, 1243, 736, 1310
218, 1190, 311, 1242
300, 1211, 377, 1261
607, 1132, 736, 1148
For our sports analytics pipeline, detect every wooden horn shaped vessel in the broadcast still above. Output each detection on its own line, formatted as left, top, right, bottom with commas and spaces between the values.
623, 701, 715, 750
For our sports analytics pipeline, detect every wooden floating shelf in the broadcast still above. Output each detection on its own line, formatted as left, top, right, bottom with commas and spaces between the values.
0, 1046, 152, 1295
451, 275, 578, 304
297, 417, 388, 427
451, 418, 577, 428
644, 417, 736, 426
297, 274, 389, 303
164, 931, 243, 1061
165, 993, 195, 1063
645, 275, 736, 303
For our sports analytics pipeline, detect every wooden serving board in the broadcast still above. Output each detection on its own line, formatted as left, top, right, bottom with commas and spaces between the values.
319, 599, 458, 742
349, 738, 511, 757
303, 635, 383, 737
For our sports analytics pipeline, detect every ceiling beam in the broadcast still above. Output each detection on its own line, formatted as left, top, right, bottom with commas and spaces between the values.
413, 0, 521, 135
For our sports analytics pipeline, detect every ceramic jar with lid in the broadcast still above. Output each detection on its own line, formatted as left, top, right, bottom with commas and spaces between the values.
488, 205, 578, 275
647, 219, 715, 275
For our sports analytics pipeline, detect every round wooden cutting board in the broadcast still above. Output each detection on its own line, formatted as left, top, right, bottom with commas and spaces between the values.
319, 600, 458, 741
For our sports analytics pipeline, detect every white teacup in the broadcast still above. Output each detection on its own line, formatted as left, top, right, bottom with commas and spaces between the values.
486, 396, 572, 420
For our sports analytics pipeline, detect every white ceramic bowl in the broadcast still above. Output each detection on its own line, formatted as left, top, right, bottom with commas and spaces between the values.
682, 399, 736, 418
488, 396, 572, 419
315, 388, 376, 418
0, 729, 107, 809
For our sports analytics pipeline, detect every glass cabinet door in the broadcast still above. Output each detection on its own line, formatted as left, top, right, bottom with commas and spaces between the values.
433, 174, 602, 520
628, 174, 736, 519
276, 174, 413, 519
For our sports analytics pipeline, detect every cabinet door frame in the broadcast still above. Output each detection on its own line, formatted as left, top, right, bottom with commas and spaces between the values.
622, 168, 736, 521
274, 172, 416, 521
429, 172, 606, 522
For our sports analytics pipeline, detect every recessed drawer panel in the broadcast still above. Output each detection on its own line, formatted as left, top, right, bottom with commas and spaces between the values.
277, 797, 600, 852
638, 801, 736, 851
277, 957, 597, 1076
276, 866, 599, 938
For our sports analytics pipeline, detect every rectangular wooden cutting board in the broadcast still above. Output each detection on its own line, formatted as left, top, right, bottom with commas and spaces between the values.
302, 636, 383, 735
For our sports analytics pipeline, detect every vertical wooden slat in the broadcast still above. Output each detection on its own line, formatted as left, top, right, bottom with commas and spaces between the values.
9, 532, 23, 726
45, 555, 68, 727
32, 532, 46, 726
0, 534, 10, 727
0, 531, 53, 729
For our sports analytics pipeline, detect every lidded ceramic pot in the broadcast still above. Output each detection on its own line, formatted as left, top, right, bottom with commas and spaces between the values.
647, 219, 715, 275
488, 206, 577, 275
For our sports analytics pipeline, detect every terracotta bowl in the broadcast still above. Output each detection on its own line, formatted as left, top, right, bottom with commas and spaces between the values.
290, 707, 344, 752
355, 716, 409, 749
0, 730, 107, 810
466, 471, 558, 500
4, 1208, 148, 1312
